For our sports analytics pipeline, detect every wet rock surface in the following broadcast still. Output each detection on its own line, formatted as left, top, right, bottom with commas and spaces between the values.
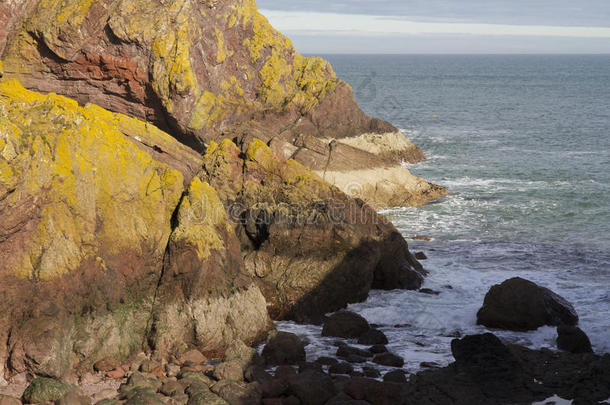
477, 277, 579, 331
556, 325, 593, 354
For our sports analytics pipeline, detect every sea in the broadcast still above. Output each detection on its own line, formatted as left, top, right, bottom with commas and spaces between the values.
276, 54, 610, 376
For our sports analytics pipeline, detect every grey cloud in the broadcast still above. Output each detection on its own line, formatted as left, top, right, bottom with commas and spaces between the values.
257, 0, 610, 27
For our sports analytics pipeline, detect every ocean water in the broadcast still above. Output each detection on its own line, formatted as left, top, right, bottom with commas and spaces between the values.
276, 55, 610, 375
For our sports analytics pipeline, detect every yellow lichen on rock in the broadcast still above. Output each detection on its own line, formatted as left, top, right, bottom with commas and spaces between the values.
0, 79, 184, 280
168, 177, 229, 260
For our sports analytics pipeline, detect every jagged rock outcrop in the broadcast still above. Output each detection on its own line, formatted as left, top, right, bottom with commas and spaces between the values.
0, 79, 271, 379
0, 0, 445, 208
197, 138, 427, 321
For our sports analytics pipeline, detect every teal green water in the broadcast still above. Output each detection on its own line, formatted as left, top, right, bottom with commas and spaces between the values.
325, 54, 610, 247
277, 55, 610, 371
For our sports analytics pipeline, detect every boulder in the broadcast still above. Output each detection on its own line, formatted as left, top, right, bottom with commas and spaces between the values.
556, 325, 593, 354
178, 350, 207, 366
22, 378, 77, 404
372, 353, 404, 368
383, 370, 407, 383
336, 346, 373, 359
210, 380, 262, 405
343, 378, 405, 404
315, 357, 339, 366
357, 329, 389, 345
262, 332, 306, 365
224, 340, 263, 369
322, 311, 371, 338
0, 0, 444, 208
362, 366, 381, 378
450, 333, 529, 399
93, 357, 120, 373
329, 362, 354, 375
414, 252, 427, 260
369, 345, 388, 354
287, 370, 336, 405
477, 277, 578, 331
213, 361, 244, 382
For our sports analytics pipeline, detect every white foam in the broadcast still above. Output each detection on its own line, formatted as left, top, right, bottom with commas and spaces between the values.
532, 395, 573, 405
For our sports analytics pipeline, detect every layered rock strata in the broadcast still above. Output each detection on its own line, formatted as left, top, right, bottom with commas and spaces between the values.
0, 0, 445, 208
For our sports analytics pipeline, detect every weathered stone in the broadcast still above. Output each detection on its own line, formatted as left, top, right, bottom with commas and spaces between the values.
368, 345, 388, 354
372, 352, 404, 368
178, 350, 207, 366
160, 380, 185, 397
262, 332, 306, 365
273, 366, 297, 381
213, 361, 244, 382
556, 325, 593, 354
383, 370, 407, 383
326, 392, 372, 405
287, 370, 336, 405
329, 362, 354, 375
186, 390, 228, 405
93, 357, 120, 373
210, 380, 261, 405
56, 391, 91, 405
477, 277, 578, 331
357, 329, 388, 345
343, 378, 404, 404
322, 311, 370, 338
315, 357, 339, 366
22, 378, 78, 404
336, 345, 372, 359
414, 252, 427, 260
362, 366, 381, 378
224, 340, 263, 369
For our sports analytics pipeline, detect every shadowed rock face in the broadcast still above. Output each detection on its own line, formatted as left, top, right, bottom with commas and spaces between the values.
198, 138, 426, 321
0, 0, 446, 208
0, 79, 271, 379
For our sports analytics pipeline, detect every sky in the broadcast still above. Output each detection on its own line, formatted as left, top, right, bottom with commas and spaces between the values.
257, 0, 610, 54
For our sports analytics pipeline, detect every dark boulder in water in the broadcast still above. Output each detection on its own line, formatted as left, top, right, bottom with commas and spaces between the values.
477, 277, 578, 331
556, 325, 593, 353
322, 311, 370, 338
372, 352, 404, 367
357, 328, 389, 345
262, 332, 306, 365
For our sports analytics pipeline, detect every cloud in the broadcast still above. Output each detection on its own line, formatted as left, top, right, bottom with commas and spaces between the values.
261, 10, 610, 39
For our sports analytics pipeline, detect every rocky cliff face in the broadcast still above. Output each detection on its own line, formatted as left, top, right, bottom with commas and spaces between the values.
0, 79, 270, 379
0, 0, 435, 383
0, 78, 425, 381
198, 138, 426, 321
0, 0, 445, 208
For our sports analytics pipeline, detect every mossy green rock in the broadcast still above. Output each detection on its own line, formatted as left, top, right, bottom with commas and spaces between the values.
22, 377, 77, 404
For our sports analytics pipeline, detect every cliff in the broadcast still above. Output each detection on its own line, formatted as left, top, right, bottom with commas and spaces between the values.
0, 0, 445, 208
0, 78, 425, 381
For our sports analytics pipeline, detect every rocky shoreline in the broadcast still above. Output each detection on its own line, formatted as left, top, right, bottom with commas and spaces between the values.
1, 298, 607, 404
0, 0, 606, 404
